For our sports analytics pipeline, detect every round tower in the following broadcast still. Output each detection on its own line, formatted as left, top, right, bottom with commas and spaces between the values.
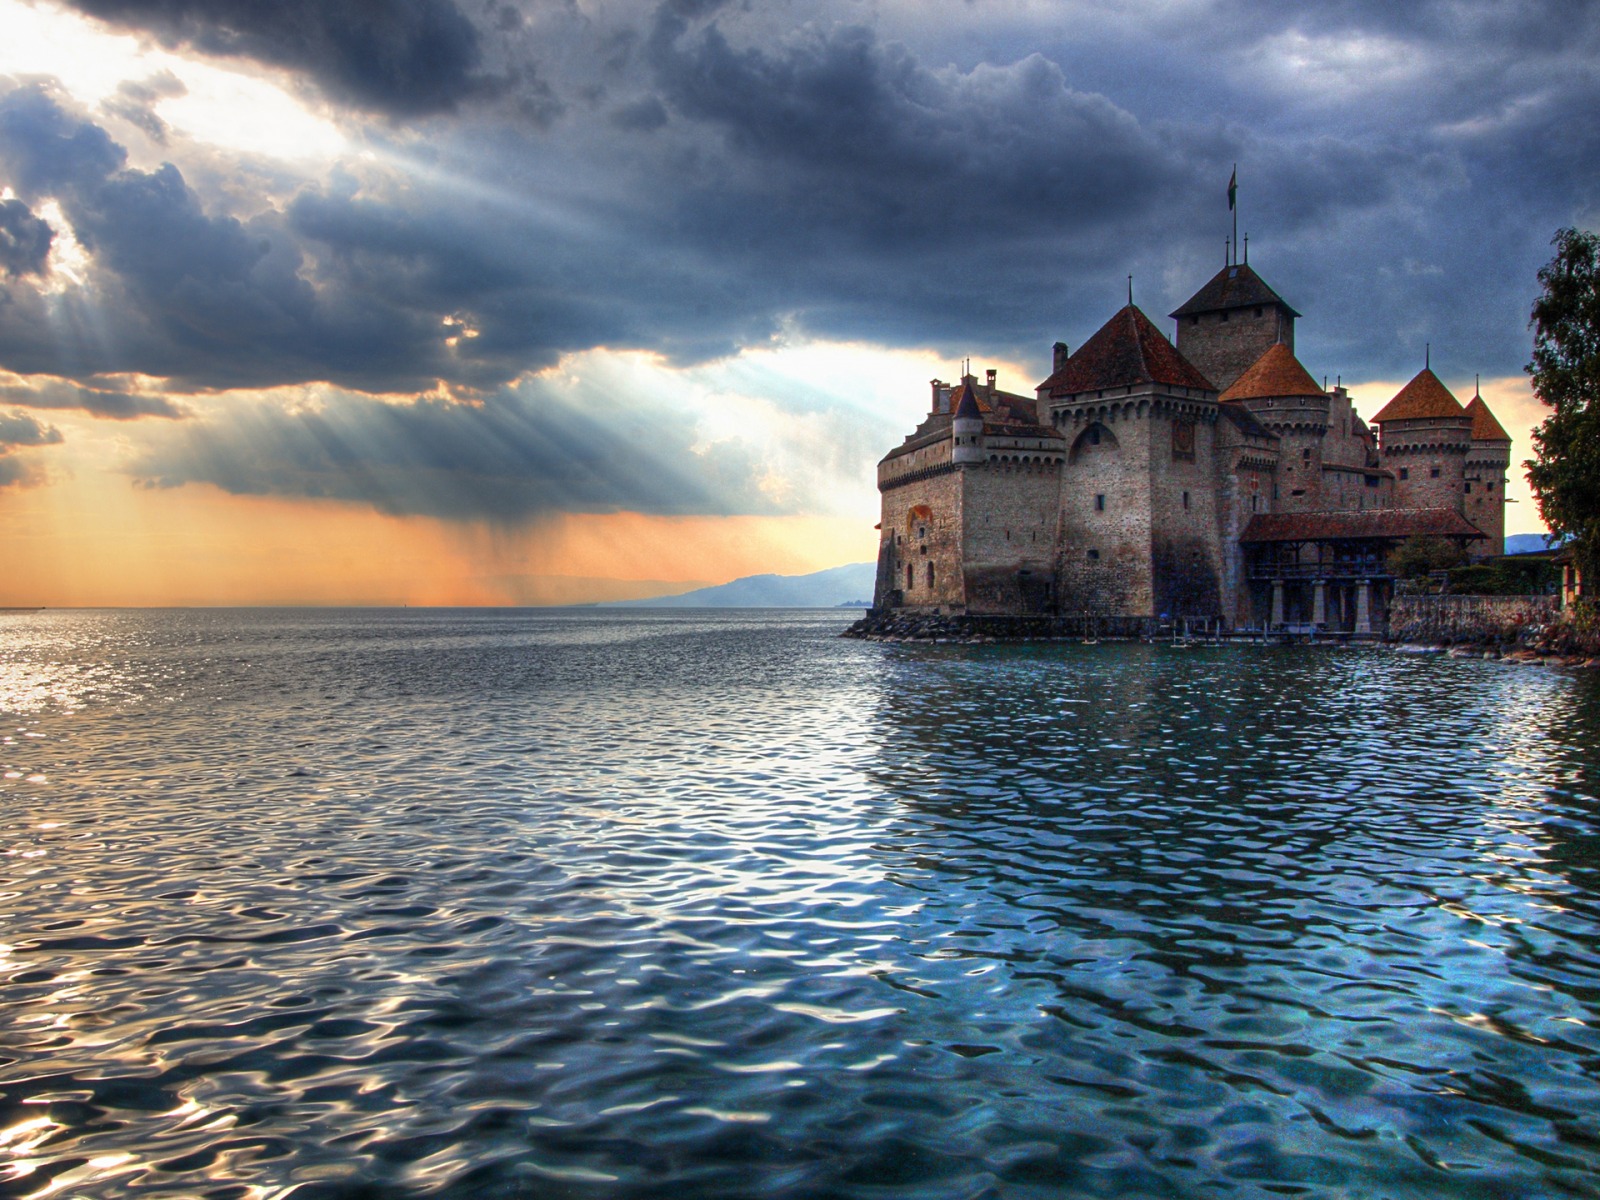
1463, 387, 1511, 557
1371, 368, 1473, 513
1220, 342, 1329, 512
950, 378, 985, 465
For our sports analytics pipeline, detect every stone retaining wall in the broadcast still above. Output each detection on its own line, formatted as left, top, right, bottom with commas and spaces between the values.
1387, 594, 1559, 646
842, 611, 1156, 642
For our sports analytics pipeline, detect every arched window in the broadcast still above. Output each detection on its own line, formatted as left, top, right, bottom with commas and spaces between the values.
927, 562, 935, 589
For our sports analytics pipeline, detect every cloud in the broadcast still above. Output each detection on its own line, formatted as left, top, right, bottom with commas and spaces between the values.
0, 410, 62, 447
0, 408, 63, 488
0, 376, 185, 419
128, 372, 785, 521
99, 70, 187, 144
1, 0, 1597, 484
61, 0, 496, 115
0, 197, 52, 276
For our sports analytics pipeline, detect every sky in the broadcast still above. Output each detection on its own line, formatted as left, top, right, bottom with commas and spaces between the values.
0, 0, 1593, 606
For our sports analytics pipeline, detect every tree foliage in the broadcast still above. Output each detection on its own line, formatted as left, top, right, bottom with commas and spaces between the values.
1526, 227, 1600, 585
1387, 535, 1466, 580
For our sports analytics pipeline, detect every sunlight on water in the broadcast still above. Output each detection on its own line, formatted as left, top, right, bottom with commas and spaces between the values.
1, 609, 1598, 1199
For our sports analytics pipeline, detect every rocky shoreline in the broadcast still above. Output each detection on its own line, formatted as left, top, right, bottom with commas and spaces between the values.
842, 608, 1600, 668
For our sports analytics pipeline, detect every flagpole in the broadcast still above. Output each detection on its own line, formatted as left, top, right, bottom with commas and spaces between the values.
1231, 163, 1238, 265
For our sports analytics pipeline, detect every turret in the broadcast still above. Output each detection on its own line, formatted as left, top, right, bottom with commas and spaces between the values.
951, 378, 985, 465
1219, 342, 1328, 511
1463, 386, 1512, 557
1371, 367, 1473, 513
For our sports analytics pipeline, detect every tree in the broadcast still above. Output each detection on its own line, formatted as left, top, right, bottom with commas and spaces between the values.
1387, 535, 1465, 581
1526, 227, 1600, 592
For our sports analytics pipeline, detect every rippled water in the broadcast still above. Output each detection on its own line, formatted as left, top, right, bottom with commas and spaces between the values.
3, 609, 1599, 1199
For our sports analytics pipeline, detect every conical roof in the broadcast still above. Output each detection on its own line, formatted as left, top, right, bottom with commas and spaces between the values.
952, 380, 984, 420
1464, 393, 1511, 442
1038, 305, 1214, 396
1171, 262, 1301, 319
1371, 368, 1466, 423
1219, 342, 1325, 402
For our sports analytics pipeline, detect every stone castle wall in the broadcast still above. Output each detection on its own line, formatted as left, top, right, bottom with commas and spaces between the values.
960, 460, 1060, 613
1147, 404, 1224, 618
877, 468, 963, 610
1464, 445, 1510, 558
1382, 417, 1472, 512
1054, 409, 1155, 616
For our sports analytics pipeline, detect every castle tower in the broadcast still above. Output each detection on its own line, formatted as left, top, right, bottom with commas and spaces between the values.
1219, 342, 1329, 512
950, 380, 985, 465
1463, 387, 1512, 558
1170, 262, 1301, 392
1371, 368, 1473, 514
1037, 305, 1222, 621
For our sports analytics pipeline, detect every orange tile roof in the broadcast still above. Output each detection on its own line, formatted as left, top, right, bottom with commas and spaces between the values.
1464, 393, 1511, 442
1219, 342, 1325, 401
1371, 368, 1466, 423
1037, 305, 1214, 396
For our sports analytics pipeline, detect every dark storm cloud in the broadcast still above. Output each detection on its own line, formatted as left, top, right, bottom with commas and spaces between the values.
0, 83, 515, 393
131, 384, 779, 520
3, 1, 1599, 521
62, 0, 495, 115
0, 198, 53, 277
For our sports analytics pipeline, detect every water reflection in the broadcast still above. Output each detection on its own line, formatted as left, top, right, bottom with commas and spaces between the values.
863, 641, 1600, 1196
1, 613, 1597, 1198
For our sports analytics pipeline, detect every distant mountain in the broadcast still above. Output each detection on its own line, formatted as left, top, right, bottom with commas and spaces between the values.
600, 562, 876, 608
1504, 533, 1562, 555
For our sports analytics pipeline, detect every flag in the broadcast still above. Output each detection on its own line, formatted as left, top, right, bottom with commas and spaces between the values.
1227, 167, 1237, 211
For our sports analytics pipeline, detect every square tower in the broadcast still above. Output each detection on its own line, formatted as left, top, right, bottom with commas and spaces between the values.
1170, 262, 1300, 393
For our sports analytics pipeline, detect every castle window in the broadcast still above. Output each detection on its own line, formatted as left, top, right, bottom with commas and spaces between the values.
1430, 467, 1441, 478
1087, 549, 1100, 561
1088, 426, 1101, 445
1220, 311, 1229, 323
1365, 475, 1379, 488
1095, 494, 1106, 511
1465, 482, 1472, 493
1254, 307, 1263, 317
1399, 468, 1409, 480
927, 563, 935, 589
918, 526, 926, 540
1302, 448, 1311, 461
1182, 490, 1190, 510
906, 564, 913, 589
1487, 481, 1495, 491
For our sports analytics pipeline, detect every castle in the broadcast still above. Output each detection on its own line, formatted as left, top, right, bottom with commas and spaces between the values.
872, 255, 1511, 635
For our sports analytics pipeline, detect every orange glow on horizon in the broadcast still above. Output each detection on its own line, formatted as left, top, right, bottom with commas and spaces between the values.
0, 479, 877, 607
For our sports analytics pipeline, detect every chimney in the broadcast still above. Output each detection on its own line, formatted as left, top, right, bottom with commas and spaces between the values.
985, 368, 997, 393
929, 378, 943, 412
1052, 342, 1070, 373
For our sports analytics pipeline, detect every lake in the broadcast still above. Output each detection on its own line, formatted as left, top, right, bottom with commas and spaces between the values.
2, 608, 1599, 1198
